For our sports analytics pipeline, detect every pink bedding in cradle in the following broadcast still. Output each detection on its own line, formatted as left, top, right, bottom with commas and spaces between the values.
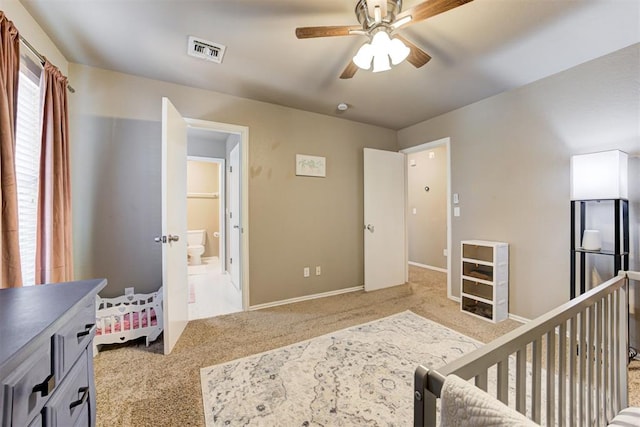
96, 308, 157, 335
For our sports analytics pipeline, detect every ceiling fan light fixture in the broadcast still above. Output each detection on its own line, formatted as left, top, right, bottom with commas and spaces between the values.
371, 30, 391, 54
372, 51, 391, 72
354, 30, 408, 72
389, 37, 410, 65
353, 42, 374, 69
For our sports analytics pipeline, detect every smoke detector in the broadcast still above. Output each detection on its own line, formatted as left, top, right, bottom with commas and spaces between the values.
187, 36, 226, 64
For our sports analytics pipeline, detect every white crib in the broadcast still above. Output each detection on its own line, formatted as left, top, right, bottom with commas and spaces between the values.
93, 287, 164, 355
415, 271, 640, 426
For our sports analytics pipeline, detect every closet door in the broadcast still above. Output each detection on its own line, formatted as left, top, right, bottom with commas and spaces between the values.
363, 148, 407, 291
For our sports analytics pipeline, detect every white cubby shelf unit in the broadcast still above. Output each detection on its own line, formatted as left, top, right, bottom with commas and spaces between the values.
460, 240, 509, 323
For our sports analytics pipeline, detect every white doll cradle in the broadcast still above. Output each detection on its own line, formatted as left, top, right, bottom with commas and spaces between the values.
93, 287, 163, 355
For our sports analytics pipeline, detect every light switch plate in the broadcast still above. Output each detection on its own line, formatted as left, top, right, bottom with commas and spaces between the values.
454, 207, 461, 217
453, 193, 459, 204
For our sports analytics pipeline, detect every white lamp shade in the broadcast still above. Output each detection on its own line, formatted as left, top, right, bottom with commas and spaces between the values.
353, 43, 374, 70
371, 31, 391, 54
372, 52, 391, 72
570, 150, 628, 200
389, 38, 410, 65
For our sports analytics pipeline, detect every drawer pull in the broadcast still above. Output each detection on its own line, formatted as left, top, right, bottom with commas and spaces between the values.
70, 387, 89, 410
32, 373, 56, 397
76, 324, 95, 339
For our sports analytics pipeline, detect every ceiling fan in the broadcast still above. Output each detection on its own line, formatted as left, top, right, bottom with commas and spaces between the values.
295, 0, 473, 79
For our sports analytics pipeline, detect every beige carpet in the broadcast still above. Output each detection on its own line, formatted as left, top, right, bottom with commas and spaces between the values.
93, 266, 639, 426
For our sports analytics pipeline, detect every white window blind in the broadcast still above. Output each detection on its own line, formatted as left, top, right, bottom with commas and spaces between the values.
15, 59, 42, 286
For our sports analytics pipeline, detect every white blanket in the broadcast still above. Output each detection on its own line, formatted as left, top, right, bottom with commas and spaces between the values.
440, 374, 539, 427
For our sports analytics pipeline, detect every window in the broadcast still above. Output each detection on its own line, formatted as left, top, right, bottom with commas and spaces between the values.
15, 55, 42, 285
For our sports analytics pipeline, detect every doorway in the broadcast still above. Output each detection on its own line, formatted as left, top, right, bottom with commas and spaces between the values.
185, 120, 249, 319
400, 137, 453, 299
160, 98, 249, 354
186, 155, 241, 320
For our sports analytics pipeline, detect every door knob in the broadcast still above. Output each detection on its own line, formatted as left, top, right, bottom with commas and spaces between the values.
154, 235, 179, 243
366, 224, 375, 233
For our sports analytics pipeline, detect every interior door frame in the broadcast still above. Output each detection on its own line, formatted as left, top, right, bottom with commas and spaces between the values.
186, 155, 226, 266
185, 118, 250, 311
400, 137, 453, 300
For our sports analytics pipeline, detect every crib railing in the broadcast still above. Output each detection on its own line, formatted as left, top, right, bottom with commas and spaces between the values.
414, 271, 639, 427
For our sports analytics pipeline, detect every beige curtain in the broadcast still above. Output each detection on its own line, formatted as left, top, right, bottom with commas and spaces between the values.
0, 12, 22, 288
35, 60, 73, 283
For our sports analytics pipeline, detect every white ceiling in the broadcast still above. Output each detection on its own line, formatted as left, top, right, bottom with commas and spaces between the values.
19, 0, 640, 130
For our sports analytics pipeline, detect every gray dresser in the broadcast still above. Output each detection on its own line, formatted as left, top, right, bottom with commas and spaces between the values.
0, 278, 106, 427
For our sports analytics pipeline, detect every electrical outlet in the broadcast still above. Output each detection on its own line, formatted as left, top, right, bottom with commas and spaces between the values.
443, 249, 448, 257
303, 267, 310, 278
124, 287, 134, 295
316, 266, 321, 276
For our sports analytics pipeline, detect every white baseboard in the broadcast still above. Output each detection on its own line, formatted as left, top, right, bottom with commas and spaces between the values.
249, 286, 364, 311
508, 313, 530, 324
408, 261, 447, 274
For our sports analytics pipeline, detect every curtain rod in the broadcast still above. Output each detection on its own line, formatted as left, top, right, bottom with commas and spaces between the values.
19, 35, 75, 93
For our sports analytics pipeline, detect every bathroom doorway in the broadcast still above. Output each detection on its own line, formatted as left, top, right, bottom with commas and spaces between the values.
185, 126, 244, 320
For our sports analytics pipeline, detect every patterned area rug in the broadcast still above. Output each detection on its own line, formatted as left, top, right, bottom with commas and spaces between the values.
200, 310, 482, 426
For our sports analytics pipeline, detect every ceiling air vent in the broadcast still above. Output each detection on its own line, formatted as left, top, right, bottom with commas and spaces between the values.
187, 36, 226, 64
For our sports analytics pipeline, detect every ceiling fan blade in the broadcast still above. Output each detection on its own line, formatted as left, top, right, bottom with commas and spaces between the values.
395, 0, 474, 29
395, 35, 431, 68
340, 61, 359, 79
295, 25, 362, 39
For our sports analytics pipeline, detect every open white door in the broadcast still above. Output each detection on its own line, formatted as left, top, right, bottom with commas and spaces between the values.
364, 148, 406, 291
160, 97, 189, 355
228, 144, 240, 289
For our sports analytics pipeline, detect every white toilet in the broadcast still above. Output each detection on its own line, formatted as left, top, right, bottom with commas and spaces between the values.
187, 230, 206, 265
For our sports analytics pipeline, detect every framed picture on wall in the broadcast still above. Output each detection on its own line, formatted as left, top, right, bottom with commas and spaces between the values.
296, 154, 326, 177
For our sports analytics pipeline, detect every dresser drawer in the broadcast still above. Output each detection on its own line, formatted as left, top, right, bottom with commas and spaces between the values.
43, 349, 90, 427
72, 402, 89, 427
53, 298, 95, 379
27, 413, 42, 427
2, 344, 54, 427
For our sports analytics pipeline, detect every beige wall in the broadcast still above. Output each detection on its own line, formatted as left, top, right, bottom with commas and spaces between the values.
68, 63, 398, 303
187, 161, 220, 258
407, 146, 447, 269
398, 44, 640, 321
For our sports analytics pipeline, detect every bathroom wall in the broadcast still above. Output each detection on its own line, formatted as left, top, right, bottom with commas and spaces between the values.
407, 145, 447, 269
187, 161, 220, 258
